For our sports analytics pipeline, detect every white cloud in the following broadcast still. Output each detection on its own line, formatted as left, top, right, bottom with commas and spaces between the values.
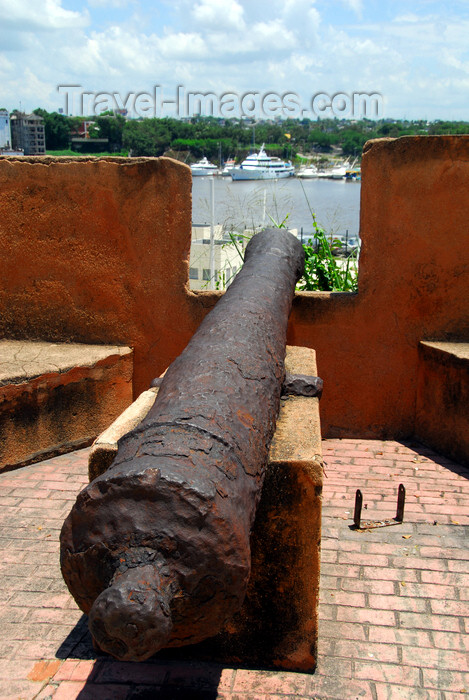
248, 19, 296, 50
0, 0, 89, 31
289, 52, 323, 73
0, 54, 14, 76
88, 0, 132, 6
0, 0, 468, 119
1, 66, 55, 111
200, 18, 297, 65
339, 0, 363, 16
192, 0, 245, 31
308, 7, 321, 29
156, 32, 208, 60
392, 13, 421, 23
281, 0, 318, 16
441, 50, 469, 75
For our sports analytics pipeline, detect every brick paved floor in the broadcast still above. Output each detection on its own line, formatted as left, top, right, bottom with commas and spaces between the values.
0, 440, 468, 699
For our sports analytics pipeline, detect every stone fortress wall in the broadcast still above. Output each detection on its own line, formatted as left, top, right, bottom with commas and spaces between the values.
0, 137, 468, 464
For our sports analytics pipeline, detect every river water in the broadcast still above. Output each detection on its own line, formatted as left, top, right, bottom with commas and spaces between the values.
192, 176, 361, 241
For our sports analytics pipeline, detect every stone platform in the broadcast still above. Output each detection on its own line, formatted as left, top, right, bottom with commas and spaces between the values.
0, 341, 133, 471
416, 341, 469, 466
0, 439, 468, 698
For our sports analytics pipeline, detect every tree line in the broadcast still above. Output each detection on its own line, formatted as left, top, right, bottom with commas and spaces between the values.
32, 108, 469, 161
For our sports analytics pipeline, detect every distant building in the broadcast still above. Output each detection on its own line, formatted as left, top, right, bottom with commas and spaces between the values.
10, 112, 46, 155
0, 109, 12, 149
189, 224, 300, 290
75, 120, 96, 137
69, 120, 109, 153
189, 224, 245, 291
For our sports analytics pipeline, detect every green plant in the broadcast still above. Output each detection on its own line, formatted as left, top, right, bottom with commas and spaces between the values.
262, 180, 359, 291
298, 217, 359, 292
267, 212, 290, 229
193, 179, 359, 292
296, 181, 359, 292
225, 230, 250, 260
221, 211, 358, 292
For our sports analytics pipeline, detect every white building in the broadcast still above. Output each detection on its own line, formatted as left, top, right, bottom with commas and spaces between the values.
0, 110, 12, 149
189, 225, 299, 290
189, 225, 246, 290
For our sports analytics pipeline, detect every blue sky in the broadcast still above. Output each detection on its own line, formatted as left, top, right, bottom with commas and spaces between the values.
1, 0, 468, 120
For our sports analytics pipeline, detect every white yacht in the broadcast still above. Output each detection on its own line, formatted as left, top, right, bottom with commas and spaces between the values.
231, 144, 294, 180
328, 163, 349, 180
296, 165, 319, 179
190, 157, 218, 177
315, 160, 352, 179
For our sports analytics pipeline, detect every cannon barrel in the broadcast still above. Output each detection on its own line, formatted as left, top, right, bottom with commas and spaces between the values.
60, 228, 305, 661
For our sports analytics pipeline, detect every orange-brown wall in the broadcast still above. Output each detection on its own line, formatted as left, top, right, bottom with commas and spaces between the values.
289, 136, 469, 438
1, 138, 468, 440
0, 156, 205, 396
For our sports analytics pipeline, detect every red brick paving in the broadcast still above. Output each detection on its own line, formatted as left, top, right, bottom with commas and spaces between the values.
0, 440, 468, 699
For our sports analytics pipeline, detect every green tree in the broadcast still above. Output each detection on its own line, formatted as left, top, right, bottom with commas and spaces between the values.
94, 112, 125, 151
307, 129, 334, 151
122, 119, 171, 156
33, 108, 71, 149
340, 130, 368, 157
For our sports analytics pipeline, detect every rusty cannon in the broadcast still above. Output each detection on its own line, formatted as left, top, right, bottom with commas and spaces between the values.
60, 228, 305, 662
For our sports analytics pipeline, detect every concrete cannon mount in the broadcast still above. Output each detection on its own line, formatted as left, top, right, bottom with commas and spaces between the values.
86, 346, 323, 673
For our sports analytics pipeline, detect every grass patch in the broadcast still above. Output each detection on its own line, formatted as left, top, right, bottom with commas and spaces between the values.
46, 149, 130, 157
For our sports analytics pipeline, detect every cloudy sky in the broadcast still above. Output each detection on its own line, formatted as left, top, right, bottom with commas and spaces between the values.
1, 0, 468, 120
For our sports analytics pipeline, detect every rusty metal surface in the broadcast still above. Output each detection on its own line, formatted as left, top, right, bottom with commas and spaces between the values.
282, 373, 323, 398
60, 228, 305, 662
353, 488, 363, 529
396, 483, 406, 522
352, 484, 406, 530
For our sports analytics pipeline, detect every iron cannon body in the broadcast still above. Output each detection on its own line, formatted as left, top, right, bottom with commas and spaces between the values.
60, 228, 305, 661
